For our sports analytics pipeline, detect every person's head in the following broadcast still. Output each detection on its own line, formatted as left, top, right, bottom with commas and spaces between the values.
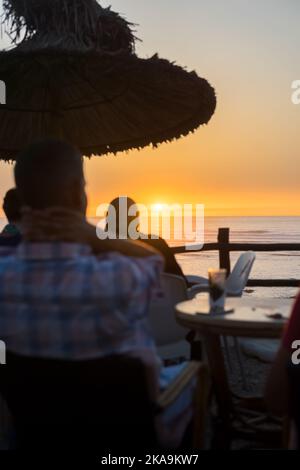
3, 188, 22, 224
108, 197, 140, 238
14, 139, 87, 215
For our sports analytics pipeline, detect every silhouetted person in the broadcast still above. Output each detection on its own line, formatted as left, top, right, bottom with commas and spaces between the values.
0, 138, 163, 369
0, 139, 194, 448
0, 188, 22, 246
107, 197, 186, 280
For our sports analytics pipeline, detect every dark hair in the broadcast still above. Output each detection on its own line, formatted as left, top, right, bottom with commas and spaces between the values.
110, 197, 137, 214
3, 188, 22, 223
107, 197, 139, 237
14, 139, 84, 210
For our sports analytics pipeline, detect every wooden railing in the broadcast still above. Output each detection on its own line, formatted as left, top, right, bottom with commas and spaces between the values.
172, 227, 300, 288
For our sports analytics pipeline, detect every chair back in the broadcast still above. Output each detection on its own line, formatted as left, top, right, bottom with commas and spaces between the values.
0, 352, 158, 450
149, 274, 188, 347
226, 251, 256, 297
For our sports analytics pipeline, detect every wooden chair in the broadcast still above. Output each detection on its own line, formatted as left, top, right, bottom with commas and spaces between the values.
0, 352, 209, 451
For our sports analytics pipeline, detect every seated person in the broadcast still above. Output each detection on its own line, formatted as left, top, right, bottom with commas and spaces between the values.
107, 196, 186, 280
0, 188, 22, 246
107, 198, 199, 360
265, 294, 300, 446
0, 139, 194, 448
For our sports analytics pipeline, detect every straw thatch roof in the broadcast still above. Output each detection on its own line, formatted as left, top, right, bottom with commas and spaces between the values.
2, 0, 137, 52
0, 0, 216, 160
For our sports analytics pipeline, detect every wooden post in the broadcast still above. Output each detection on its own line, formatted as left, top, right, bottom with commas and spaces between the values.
218, 228, 231, 276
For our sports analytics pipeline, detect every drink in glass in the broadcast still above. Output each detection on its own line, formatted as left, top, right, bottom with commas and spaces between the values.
208, 268, 227, 313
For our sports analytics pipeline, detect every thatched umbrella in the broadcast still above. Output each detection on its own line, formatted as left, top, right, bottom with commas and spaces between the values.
0, 0, 216, 160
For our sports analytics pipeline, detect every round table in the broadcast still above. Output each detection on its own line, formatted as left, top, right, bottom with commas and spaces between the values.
175, 295, 293, 448
176, 295, 292, 338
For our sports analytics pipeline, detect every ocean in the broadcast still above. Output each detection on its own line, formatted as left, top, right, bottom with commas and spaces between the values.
175, 216, 300, 300
1, 216, 299, 299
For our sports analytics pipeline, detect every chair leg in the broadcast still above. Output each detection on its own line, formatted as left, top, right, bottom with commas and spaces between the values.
193, 364, 210, 449
234, 337, 248, 391
222, 336, 233, 372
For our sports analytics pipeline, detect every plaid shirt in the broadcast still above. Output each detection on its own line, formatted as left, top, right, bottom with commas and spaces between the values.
0, 243, 162, 364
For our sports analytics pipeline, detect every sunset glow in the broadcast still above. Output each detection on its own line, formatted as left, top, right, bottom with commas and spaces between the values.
152, 204, 165, 213
0, 0, 300, 217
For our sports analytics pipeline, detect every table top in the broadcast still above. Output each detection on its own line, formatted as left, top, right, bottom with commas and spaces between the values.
176, 295, 294, 338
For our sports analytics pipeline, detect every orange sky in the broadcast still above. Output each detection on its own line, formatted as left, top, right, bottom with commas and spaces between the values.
0, 0, 300, 217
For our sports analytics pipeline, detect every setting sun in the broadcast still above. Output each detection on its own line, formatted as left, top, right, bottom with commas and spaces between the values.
152, 203, 165, 213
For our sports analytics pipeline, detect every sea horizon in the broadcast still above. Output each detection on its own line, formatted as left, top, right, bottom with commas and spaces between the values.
1, 216, 299, 299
